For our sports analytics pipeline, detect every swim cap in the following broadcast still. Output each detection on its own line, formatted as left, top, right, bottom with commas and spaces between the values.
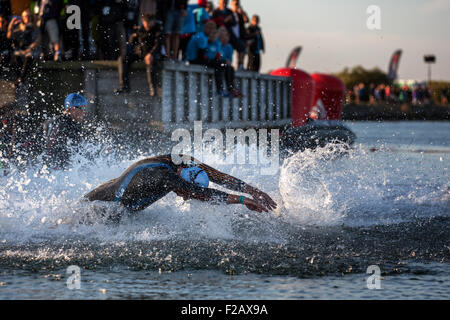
180, 167, 209, 188
64, 93, 87, 110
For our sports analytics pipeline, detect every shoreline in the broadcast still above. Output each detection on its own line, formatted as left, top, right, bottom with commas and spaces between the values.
341, 103, 450, 121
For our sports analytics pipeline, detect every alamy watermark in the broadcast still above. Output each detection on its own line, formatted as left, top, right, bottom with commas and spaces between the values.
366, 265, 382, 289
66, 5, 81, 30
171, 121, 280, 175
366, 5, 381, 30
66, 265, 81, 290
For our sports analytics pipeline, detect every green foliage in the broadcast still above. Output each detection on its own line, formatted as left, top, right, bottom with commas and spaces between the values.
333, 65, 390, 89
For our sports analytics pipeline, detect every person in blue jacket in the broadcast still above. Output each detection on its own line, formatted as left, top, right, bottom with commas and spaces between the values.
186, 21, 241, 98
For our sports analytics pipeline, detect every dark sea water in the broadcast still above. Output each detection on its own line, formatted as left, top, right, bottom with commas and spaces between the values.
0, 121, 449, 299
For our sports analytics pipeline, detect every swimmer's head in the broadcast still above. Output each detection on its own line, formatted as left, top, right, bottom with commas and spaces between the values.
64, 93, 88, 122
180, 167, 209, 188
64, 93, 87, 110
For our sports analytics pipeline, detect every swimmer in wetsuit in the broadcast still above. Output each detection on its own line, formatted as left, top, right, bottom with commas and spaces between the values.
85, 154, 277, 213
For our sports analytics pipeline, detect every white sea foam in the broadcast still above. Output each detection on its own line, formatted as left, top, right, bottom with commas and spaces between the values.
0, 133, 448, 245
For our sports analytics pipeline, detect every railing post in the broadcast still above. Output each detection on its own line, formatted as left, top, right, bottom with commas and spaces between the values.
188, 71, 198, 122
222, 96, 230, 123
211, 76, 220, 123
282, 82, 289, 119
175, 70, 185, 123
275, 80, 281, 120
241, 77, 249, 121
200, 72, 209, 121
251, 77, 258, 122
267, 81, 274, 121
162, 68, 173, 123
259, 79, 266, 122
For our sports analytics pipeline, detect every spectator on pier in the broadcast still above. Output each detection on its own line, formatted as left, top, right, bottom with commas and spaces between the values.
179, 0, 210, 60
206, 1, 214, 15
186, 20, 215, 64
114, 13, 164, 96
0, 0, 11, 20
368, 83, 376, 104
385, 85, 391, 100
202, 26, 241, 98
211, 0, 234, 29
246, 14, 264, 72
423, 85, 431, 104
357, 83, 369, 103
95, 0, 127, 60
179, 1, 202, 61
440, 88, 448, 105
76, 0, 93, 60
0, 14, 12, 73
7, 9, 41, 87
218, 26, 232, 65
38, 0, 63, 61
139, 0, 158, 20
160, 0, 187, 60
379, 84, 386, 101
412, 84, 423, 105
399, 85, 412, 103
217, 26, 242, 98
230, 0, 248, 70
193, 0, 210, 33
212, 0, 246, 70
186, 21, 229, 97
124, 0, 140, 38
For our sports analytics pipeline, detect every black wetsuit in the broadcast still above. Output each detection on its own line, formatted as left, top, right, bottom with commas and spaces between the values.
43, 115, 83, 169
85, 154, 249, 212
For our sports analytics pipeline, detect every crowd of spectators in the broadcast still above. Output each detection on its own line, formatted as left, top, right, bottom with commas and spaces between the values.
0, 0, 266, 97
349, 82, 435, 105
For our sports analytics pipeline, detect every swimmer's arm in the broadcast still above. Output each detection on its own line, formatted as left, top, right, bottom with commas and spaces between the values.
173, 155, 276, 210
174, 184, 268, 213
171, 175, 229, 204
184, 155, 248, 192
185, 155, 277, 210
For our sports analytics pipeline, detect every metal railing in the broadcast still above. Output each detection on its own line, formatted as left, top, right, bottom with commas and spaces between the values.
160, 62, 292, 131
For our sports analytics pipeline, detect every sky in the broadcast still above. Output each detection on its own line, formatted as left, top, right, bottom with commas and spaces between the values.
194, 0, 450, 81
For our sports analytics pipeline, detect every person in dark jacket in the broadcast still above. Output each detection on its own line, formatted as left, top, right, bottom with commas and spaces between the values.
230, 0, 248, 70
0, 0, 11, 21
85, 154, 276, 215
0, 14, 11, 73
212, 0, 246, 69
7, 9, 41, 86
95, 0, 127, 60
38, 0, 63, 61
114, 13, 164, 96
159, 0, 187, 60
42, 93, 88, 169
246, 14, 264, 72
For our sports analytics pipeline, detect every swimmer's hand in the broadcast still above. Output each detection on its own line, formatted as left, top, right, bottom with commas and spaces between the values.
243, 197, 268, 213
227, 195, 268, 213
245, 187, 277, 211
